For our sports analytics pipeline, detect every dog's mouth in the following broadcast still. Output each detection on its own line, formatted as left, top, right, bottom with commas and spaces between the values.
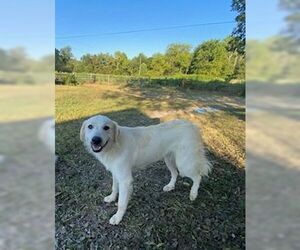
91, 139, 109, 153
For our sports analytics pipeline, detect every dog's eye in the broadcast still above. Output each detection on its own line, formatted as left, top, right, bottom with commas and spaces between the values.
88, 124, 93, 129
103, 125, 110, 131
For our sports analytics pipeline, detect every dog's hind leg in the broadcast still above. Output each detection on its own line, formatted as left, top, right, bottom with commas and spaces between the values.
163, 153, 178, 192
189, 175, 202, 201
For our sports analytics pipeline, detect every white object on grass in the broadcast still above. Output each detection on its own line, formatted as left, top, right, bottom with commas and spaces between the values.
80, 115, 211, 225
38, 119, 56, 161
194, 107, 220, 114
0, 155, 5, 164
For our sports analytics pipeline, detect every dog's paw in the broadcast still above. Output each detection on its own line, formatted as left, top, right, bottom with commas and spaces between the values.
163, 184, 175, 192
109, 214, 122, 225
189, 192, 197, 201
104, 194, 116, 203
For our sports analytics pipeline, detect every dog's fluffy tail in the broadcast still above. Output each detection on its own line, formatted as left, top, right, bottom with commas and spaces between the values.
197, 147, 212, 177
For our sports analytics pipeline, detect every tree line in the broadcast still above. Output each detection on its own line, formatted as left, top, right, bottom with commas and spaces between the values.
0, 47, 53, 72
248, 38, 300, 81
55, 0, 245, 80
55, 36, 245, 80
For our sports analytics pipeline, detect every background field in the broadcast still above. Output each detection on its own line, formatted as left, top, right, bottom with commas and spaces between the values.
55, 83, 245, 249
55, 72, 245, 97
0, 84, 54, 249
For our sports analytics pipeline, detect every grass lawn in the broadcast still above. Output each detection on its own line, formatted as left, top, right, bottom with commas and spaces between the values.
55, 83, 245, 249
0, 84, 54, 249
0, 84, 54, 161
0, 84, 54, 122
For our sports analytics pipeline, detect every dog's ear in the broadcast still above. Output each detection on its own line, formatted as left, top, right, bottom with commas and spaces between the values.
112, 121, 120, 143
80, 121, 86, 142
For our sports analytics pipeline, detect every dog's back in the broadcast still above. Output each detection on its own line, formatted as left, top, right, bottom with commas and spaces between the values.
119, 120, 210, 175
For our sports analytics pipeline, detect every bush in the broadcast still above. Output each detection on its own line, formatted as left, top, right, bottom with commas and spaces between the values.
65, 74, 78, 85
54, 72, 245, 96
23, 75, 35, 84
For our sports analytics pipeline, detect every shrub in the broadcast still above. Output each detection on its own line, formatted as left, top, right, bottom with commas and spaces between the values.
65, 74, 78, 85
23, 75, 35, 84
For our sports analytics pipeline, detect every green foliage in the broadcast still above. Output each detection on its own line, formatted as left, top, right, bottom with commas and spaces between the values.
33, 54, 54, 72
55, 47, 74, 72
0, 47, 54, 84
278, 0, 300, 53
55, 38, 245, 80
164, 43, 192, 74
189, 40, 233, 78
65, 73, 78, 85
247, 38, 300, 81
55, 72, 245, 96
128, 53, 148, 76
114, 51, 130, 75
231, 56, 245, 80
0, 47, 30, 72
147, 53, 168, 76
231, 0, 245, 54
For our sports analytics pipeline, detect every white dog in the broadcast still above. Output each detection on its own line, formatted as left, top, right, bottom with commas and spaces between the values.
38, 119, 57, 161
80, 115, 211, 225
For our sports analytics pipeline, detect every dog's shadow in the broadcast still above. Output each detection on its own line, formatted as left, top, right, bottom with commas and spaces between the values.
55, 108, 245, 249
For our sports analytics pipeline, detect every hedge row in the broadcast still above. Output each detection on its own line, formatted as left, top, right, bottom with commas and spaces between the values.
55, 72, 245, 96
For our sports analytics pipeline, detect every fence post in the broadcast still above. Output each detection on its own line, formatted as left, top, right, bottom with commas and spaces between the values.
107, 75, 110, 84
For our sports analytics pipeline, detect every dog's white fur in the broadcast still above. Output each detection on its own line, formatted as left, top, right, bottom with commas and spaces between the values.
80, 115, 211, 225
39, 119, 55, 154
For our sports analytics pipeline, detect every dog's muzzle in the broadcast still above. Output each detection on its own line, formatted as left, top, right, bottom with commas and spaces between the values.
91, 136, 109, 153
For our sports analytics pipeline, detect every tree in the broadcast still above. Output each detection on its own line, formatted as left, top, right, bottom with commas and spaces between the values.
247, 38, 300, 80
128, 53, 148, 76
279, 0, 300, 52
113, 51, 129, 75
231, 0, 245, 54
77, 54, 94, 73
0, 47, 54, 73
7, 47, 29, 72
148, 53, 169, 76
55, 49, 63, 72
189, 40, 233, 78
224, 36, 245, 79
33, 54, 54, 72
54, 38, 246, 80
95, 53, 115, 74
0, 49, 10, 71
247, 39, 284, 80
165, 43, 192, 74
55, 47, 74, 72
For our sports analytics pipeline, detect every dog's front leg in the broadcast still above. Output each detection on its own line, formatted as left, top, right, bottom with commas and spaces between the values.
104, 175, 118, 203
109, 170, 132, 225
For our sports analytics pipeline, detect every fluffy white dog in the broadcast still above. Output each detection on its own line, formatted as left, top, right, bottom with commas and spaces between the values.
80, 115, 211, 225
39, 119, 55, 154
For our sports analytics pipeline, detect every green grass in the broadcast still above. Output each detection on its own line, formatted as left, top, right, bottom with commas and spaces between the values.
0, 84, 54, 161
0, 84, 54, 122
0, 84, 54, 249
56, 83, 245, 249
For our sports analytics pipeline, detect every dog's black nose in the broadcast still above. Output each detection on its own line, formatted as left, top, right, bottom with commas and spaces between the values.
91, 136, 102, 145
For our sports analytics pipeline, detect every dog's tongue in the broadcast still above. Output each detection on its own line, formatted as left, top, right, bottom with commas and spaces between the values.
92, 144, 101, 150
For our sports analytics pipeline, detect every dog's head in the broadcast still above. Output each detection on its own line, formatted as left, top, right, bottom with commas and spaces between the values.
80, 115, 119, 153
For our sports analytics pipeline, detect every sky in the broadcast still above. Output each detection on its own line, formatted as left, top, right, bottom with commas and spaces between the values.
0, 0, 286, 59
247, 0, 286, 40
56, 0, 236, 59
0, 0, 54, 59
